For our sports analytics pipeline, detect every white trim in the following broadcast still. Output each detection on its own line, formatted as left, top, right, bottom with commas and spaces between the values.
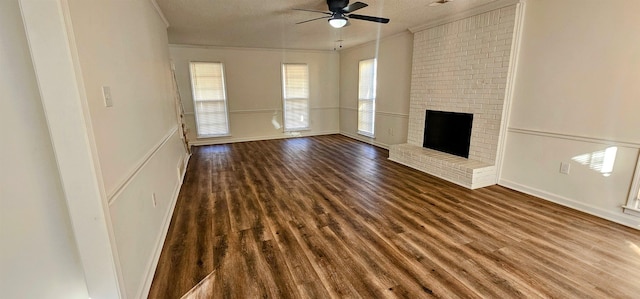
231, 108, 281, 114
189, 130, 340, 146
376, 111, 409, 118
284, 128, 311, 133
340, 107, 409, 118
149, 0, 169, 28
357, 131, 376, 139
623, 152, 640, 216
183, 107, 339, 116
499, 178, 640, 230
197, 133, 231, 139
409, 0, 521, 33
507, 127, 640, 149
496, 0, 526, 182
340, 131, 389, 150
107, 127, 179, 205
60, 0, 127, 293
623, 206, 640, 218
20, 0, 123, 296
138, 152, 191, 299
310, 106, 340, 111
169, 43, 337, 54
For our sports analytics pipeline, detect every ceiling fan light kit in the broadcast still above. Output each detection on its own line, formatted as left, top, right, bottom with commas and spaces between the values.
329, 16, 348, 28
294, 0, 389, 28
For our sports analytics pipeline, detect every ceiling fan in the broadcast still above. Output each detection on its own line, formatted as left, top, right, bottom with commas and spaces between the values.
294, 0, 390, 28
429, 0, 455, 7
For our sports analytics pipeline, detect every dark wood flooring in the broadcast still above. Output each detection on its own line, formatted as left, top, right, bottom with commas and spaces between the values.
148, 134, 640, 299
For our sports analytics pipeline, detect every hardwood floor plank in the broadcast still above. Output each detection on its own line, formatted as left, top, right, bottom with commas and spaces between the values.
149, 135, 640, 299
304, 183, 456, 298
148, 156, 214, 298
254, 189, 332, 298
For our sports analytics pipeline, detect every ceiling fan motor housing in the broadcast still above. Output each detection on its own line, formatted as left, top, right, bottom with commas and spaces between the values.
328, 0, 350, 12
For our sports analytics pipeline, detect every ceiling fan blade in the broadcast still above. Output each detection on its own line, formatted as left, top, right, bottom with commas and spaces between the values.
348, 14, 390, 24
292, 8, 332, 15
343, 1, 368, 13
429, 0, 451, 6
296, 16, 331, 24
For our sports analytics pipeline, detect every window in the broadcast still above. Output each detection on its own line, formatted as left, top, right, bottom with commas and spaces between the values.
189, 62, 229, 137
282, 63, 310, 131
358, 58, 377, 137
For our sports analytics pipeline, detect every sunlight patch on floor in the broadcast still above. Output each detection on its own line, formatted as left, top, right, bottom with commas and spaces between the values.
626, 240, 640, 257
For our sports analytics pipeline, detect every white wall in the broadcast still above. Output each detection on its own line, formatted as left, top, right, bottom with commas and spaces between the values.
65, 0, 189, 297
170, 45, 340, 145
0, 0, 88, 298
500, 0, 640, 228
339, 31, 413, 148
67, 0, 179, 193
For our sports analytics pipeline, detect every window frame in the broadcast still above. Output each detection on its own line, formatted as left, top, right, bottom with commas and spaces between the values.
357, 58, 377, 138
281, 63, 310, 132
188, 61, 231, 138
623, 154, 640, 217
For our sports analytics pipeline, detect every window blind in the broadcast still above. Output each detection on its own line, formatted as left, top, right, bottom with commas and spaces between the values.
282, 64, 310, 131
358, 59, 377, 136
189, 62, 229, 137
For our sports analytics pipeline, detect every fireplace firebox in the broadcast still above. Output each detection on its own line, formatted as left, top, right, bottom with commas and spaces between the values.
423, 110, 473, 158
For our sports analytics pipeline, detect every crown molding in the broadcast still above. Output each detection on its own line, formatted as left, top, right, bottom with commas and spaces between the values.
168, 43, 338, 54
409, 0, 521, 33
150, 0, 169, 28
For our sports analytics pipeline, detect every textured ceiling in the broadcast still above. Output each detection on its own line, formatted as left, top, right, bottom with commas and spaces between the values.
156, 0, 500, 50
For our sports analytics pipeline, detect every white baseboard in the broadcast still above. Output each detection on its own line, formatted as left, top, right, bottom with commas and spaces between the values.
340, 131, 390, 150
498, 178, 640, 230
189, 130, 340, 146
138, 152, 191, 299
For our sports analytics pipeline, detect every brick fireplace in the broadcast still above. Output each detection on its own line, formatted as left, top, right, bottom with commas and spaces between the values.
389, 4, 519, 189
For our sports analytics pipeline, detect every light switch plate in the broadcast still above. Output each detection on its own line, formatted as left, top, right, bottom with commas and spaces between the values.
560, 162, 571, 174
102, 86, 113, 107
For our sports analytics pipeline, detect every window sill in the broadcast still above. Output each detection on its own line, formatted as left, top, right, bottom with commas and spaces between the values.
284, 128, 310, 133
622, 205, 640, 218
357, 131, 375, 139
197, 134, 231, 139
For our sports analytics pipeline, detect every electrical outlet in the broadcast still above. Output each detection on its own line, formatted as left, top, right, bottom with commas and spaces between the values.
102, 86, 113, 107
560, 162, 571, 174
388, 128, 394, 136
151, 193, 157, 207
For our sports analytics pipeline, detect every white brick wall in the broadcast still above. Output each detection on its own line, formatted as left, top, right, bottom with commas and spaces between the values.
389, 144, 497, 189
390, 5, 517, 189
408, 5, 516, 164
